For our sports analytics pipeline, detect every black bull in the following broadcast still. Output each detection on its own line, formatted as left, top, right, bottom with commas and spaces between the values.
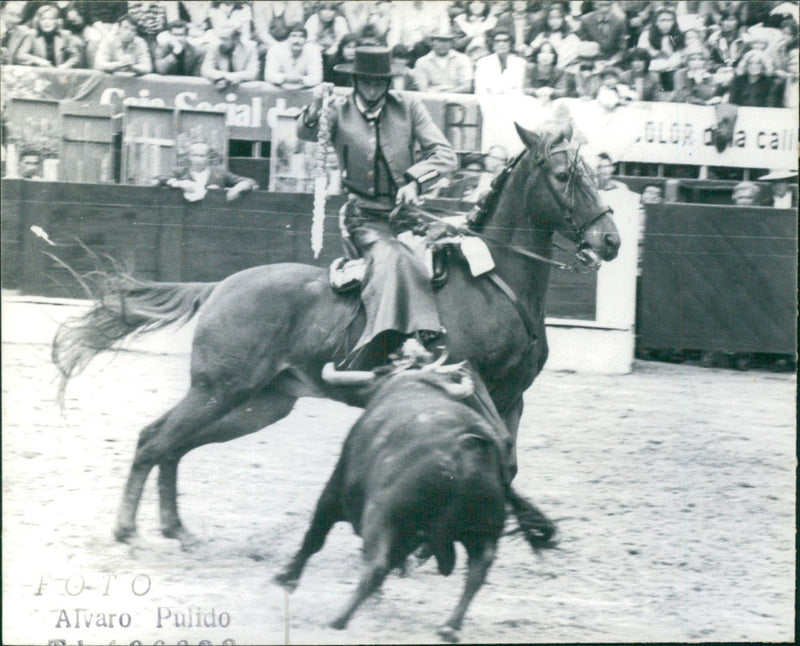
274, 369, 557, 641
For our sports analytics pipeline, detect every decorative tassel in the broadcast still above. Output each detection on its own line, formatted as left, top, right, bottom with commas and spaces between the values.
311, 94, 332, 259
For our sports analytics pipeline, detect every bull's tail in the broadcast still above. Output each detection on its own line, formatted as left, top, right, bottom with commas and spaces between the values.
52, 267, 216, 401
506, 486, 558, 552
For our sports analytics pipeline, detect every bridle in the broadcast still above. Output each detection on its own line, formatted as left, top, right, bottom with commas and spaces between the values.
402, 145, 613, 273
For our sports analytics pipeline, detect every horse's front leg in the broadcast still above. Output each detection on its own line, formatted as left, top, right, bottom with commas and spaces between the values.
502, 396, 524, 481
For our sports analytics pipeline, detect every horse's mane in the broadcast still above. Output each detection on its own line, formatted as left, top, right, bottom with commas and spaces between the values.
468, 117, 596, 232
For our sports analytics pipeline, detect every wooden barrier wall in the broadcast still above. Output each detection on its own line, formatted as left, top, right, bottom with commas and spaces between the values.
1, 180, 597, 321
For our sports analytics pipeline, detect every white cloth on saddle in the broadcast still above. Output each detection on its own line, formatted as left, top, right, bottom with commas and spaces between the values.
396, 230, 495, 278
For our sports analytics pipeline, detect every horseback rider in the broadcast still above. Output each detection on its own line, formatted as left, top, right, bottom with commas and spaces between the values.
297, 46, 457, 370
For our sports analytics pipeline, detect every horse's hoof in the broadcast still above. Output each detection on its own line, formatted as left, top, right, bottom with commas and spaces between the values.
437, 625, 460, 643
329, 617, 348, 631
273, 572, 298, 592
114, 525, 137, 543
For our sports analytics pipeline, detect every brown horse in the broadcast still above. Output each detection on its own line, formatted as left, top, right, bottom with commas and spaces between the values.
53, 120, 620, 547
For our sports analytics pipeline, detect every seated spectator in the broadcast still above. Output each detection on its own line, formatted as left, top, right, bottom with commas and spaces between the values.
595, 65, 629, 108
208, 0, 252, 42
154, 20, 203, 76
563, 41, 602, 99
453, 1, 498, 54
202, 25, 258, 89
636, 6, 685, 97
758, 169, 797, 208
388, 0, 445, 65
524, 41, 567, 100
529, 3, 582, 69
465, 35, 490, 64
263, 23, 322, 90
77, 0, 131, 68
252, 0, 305, 56
577, 0, 628, 66
1, 1, 32, 64
494, 0, 539, 58
707, 9, 747, 70
594, 153, 626, 192
305, 1, 350, 62
728, 49, 783, 107
19, 147, 43, 180
325, 33, 358, 86
128, 1, 169, 56
16, 4, 82, 69
620, 47, 660, 101
414, 26, 474, 94
641, 183, 664, 204
389, 44, 420, 91
163, 141, 258, 202
55, 2, 90, 68
774, 47, 799, 107
474, 29, 526, 95
94, 14, 153, 75
731, 181, 760, 206
674, 46, 725, 105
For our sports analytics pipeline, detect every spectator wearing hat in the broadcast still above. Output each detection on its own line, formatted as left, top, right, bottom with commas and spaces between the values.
758, 170, 797, 208
16, 4, 82, 69
620, 47, 660, 101
731, 181, 760, 206
297, 46, 457, 370
524, 41, 568, 100
474, 29, 527, 95
153, 20, 203, 76
264, 23, 323, 90
201, 24, 258, 90
728, 49, 783, 107
529, 3, 582, 70
94, 14, 153, 75
414, 27, 474, 94
564, 40, 602, 99
576, 0, 628, 66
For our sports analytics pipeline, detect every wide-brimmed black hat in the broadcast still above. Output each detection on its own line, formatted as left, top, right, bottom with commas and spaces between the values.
333, 46, 406, 77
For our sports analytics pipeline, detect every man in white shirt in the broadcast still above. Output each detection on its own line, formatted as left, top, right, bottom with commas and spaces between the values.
264, 23, 323, 90
414, 27, 474, 94
474, 30, 526, 95
758, 169, 797, 208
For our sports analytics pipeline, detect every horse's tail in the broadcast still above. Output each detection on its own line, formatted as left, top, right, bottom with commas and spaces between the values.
506, 486, 558, 553
52, 268, 217, 401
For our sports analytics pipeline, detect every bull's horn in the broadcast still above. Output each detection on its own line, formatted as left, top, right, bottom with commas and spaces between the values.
419, 349, 449, 372
321, 362, 376, 386
442, 374, 474, 399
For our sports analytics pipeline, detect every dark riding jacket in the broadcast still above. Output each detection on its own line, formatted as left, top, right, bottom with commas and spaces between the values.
297, 90, 456, 201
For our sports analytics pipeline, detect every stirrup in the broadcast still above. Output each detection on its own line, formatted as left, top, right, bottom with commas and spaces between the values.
329, 257, 366, 293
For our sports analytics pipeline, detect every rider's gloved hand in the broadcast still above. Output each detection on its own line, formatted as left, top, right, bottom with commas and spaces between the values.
307, 82, 334, 124
396, 181, 421, 206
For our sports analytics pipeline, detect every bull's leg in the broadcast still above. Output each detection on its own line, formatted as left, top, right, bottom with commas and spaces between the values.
274, 459, 345, 590
157, 389, 298, 548
437, 535, 497, 643
330, 526, 393, 630
114, 385, 239, 543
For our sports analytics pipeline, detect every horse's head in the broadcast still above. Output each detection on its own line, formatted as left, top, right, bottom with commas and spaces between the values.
514, 120, 620, 266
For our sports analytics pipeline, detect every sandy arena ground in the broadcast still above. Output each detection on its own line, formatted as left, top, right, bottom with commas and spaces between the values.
2, 296, 796, 644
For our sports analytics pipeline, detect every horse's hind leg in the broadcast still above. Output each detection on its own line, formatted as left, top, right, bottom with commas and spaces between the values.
114, 386, 238, 543
157, 388, 298, 546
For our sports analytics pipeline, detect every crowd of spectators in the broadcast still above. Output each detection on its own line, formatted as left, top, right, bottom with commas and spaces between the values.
1, 0, 797, 107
